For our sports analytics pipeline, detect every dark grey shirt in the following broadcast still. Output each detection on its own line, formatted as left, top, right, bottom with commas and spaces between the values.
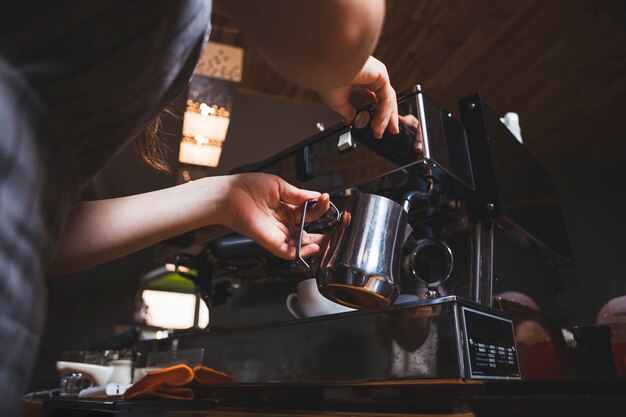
0, 1, 211, 414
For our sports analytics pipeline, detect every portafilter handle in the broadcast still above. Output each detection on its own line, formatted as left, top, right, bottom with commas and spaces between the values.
296, 199, 340, 272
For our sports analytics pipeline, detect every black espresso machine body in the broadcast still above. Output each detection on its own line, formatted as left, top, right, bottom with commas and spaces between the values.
136, 296, 520, 383
138, 86, 528, 383
229, 85, 488, 306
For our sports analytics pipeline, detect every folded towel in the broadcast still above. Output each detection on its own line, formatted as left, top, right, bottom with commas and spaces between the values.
122, 364, 234, 400
122, 364, 194, 400
193, 365, 234, 385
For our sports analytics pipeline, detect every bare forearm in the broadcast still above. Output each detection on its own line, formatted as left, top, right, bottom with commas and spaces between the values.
221, 0, 385, 90
49, 176, 230, 275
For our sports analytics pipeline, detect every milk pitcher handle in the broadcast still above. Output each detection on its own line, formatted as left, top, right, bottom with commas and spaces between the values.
296, 199, 340, 272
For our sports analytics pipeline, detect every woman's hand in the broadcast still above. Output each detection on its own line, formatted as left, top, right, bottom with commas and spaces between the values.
221, 173, 331, 260
50, 173, 330, 275
318, 56, 399, 139
399, 114, 424, 155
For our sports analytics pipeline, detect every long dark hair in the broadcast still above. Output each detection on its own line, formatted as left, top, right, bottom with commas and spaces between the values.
133, 111, 173, 173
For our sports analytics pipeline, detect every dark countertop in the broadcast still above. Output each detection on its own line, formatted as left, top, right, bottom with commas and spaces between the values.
31, 379, 626, 417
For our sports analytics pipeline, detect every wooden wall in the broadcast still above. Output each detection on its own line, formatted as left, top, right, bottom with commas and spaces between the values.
236, 0, 626, 162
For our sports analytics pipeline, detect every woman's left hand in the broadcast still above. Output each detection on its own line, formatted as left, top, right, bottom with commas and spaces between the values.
318, 56, 399, 139
221, 173, 331, 260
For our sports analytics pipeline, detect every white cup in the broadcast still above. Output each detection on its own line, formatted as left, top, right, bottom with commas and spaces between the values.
286, 278, 355, 318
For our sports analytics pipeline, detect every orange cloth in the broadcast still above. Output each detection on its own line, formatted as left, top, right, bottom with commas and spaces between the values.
122, 364, 194, 400
122, 364, 234, 400
192, 365, 234, 385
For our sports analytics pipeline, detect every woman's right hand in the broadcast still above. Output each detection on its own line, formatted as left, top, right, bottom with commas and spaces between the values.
220, 173, 331, 261
50, 173, 330, 275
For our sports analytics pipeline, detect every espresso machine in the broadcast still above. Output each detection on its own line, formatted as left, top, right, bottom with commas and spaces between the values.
137, 85, 572, 384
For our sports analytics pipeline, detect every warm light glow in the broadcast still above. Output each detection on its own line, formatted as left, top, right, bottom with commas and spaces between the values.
179, 102, 230, 167
178, 141, 223, 168
164, 263, 191, 274
179, 40, 242, 169
182, 110, 230, 143
142, 290, 209, 329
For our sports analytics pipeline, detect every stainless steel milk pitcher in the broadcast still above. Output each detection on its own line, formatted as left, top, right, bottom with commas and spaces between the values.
297, 192, 422, 310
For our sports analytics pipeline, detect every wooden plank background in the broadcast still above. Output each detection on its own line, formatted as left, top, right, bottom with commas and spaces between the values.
216, 0, 626, 163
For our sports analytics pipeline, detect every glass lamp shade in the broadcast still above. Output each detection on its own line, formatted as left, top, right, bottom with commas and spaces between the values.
178, 41, 243, 168
178, 79, 236, 168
